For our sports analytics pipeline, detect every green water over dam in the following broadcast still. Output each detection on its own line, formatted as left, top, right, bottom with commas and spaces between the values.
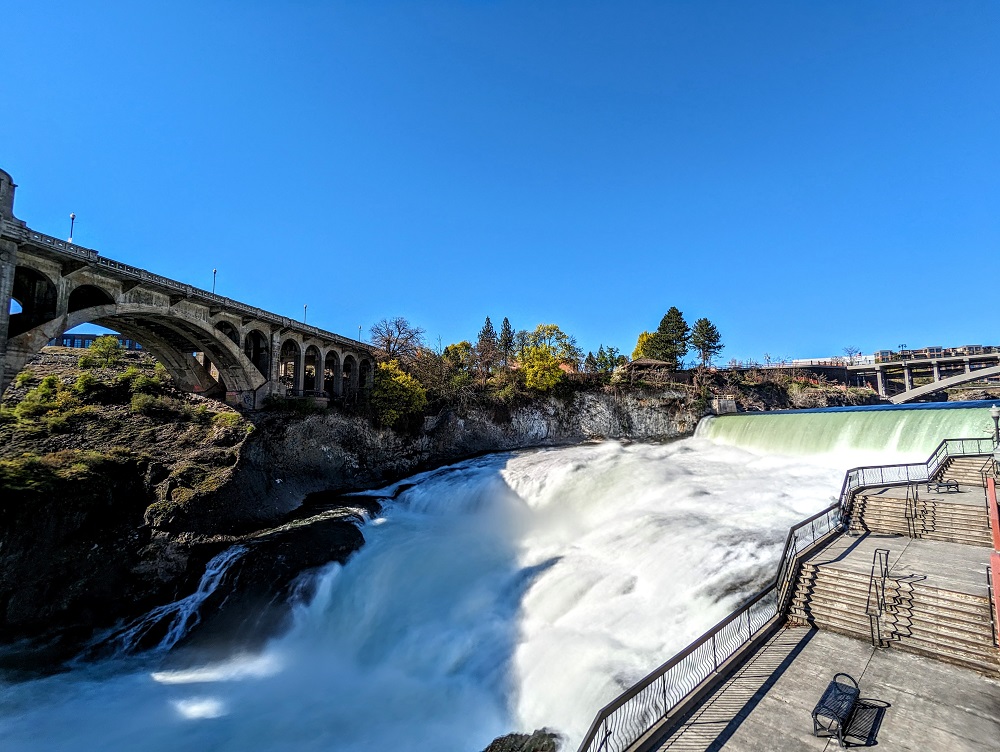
696, 401, 997, 461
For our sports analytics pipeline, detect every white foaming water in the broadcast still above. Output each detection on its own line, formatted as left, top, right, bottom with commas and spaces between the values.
102, 545, 248, 655
0, 421, 937, 751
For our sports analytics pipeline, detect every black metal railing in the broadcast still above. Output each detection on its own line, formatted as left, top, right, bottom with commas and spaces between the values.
838, 437, 997, 525
576, 503, 841, 752
865, 548, 890, 648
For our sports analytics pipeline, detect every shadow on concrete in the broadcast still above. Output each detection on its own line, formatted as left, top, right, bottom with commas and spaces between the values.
657, 627, 818, 751
844, 698, 890, 747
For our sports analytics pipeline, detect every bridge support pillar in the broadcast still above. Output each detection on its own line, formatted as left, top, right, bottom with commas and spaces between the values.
876, 368, 886, 398
0, 239, 17, 394
903, 366, 913, 392
965, 359, 972, 374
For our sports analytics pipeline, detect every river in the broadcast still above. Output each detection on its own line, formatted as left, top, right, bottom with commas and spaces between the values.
0, 402, 993, 751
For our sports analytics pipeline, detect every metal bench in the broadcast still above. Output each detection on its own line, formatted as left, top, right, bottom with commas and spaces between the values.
925, 479, 959, 493
812, 672, 860, 747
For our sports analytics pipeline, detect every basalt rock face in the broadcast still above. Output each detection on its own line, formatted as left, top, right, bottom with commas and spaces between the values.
173, 387, 698, 535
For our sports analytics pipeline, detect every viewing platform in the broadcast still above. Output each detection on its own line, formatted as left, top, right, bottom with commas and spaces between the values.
653, 624, 1000, 751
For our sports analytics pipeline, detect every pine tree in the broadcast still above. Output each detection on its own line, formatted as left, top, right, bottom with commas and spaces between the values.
648, 307, 690, 369
498, 317, 515, 367
584, 351, 598, 373
690, 318, 723, 367
476, 316, 499, 384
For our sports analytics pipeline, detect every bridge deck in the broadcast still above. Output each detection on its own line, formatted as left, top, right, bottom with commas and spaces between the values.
649, 625, 1000, 751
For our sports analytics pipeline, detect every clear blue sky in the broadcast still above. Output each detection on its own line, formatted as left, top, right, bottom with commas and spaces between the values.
4, 2, 998, 363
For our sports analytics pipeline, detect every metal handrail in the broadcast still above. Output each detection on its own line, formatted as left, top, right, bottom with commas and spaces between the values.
838, 437, 997, 525
576, 503, 841, 752
865, 549, 890, 648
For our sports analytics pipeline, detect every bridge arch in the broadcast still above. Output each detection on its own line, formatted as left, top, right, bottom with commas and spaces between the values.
214, 320, 240, 346
67, 284, 115, 313
3, 302, 267, 400
9, 265, 57, 337
243, 329, 270, 378
304, 345, 322, 392
324, 350, 341, 397
278, 339, 302, 393
342, 354, 357, 396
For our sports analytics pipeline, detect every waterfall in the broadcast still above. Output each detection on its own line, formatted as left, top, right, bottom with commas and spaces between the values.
696, 401, 995, 462
101, 545, 247, 655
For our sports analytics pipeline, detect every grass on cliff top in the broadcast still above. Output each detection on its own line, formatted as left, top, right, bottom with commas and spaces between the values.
0, 449, 132, 493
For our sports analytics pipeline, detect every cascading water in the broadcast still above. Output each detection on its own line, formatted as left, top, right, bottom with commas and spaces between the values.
697, 401, 995, 463
100, 546, 248, 655
0, 403, 988, 750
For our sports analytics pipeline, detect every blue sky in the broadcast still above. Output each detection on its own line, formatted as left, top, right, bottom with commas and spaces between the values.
3, 2, 998, 363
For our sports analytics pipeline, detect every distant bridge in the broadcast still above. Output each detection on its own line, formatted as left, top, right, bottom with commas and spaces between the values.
849, 355, 1000, 404
0, 169, 375, 409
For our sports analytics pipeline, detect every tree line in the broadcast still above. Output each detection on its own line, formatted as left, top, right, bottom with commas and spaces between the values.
366, 309, 724, 429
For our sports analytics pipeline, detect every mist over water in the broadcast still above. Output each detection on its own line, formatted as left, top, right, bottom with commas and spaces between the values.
1, 405, 979, 750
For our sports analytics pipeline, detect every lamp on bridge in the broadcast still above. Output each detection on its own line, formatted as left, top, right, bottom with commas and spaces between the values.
990, 404, 1000, 444
212, 268, 217, 294
68, 213, 75, 244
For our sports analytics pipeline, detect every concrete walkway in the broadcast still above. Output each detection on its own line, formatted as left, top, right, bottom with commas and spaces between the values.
651, 626, 1000, 751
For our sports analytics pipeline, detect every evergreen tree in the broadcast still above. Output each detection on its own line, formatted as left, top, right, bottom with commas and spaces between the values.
584, 351, 598, 373
476, 316, 499, 384
498, 317, 515, 367
690, 318, 723, 367
648, 307, 690, 369
595, 345, 620, 373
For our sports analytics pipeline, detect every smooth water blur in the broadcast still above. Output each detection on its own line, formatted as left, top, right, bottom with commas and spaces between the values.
0, 405, 968, 750
697, 401, 995, 464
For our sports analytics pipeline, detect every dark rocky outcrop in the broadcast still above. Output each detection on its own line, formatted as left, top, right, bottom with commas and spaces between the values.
482, 729, 561, 752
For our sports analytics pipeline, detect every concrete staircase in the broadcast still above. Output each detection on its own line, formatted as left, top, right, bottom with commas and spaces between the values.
939, 455, 992, 487
788, 561, 1000, 676
849, 493, 992, 547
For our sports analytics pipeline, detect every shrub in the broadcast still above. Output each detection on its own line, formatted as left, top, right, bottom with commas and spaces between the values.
370, 360, 428, 427
78, 335, 124, 369
212, 411, 242, 428
73, 372, 102, 398
14, 369, 34, 388
13, 376, 78, 421
130, 393, 179, 418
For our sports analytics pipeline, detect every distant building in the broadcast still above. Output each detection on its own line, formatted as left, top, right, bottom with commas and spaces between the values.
48, 333, 143, 351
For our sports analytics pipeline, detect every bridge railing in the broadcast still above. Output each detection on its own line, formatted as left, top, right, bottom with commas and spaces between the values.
7, 225, 370, 352
838, 437, 998, 521
575, 503, 841, 752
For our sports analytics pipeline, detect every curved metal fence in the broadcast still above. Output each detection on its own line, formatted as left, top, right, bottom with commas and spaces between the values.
576, 503, 841, 752
838, 437, 997, 521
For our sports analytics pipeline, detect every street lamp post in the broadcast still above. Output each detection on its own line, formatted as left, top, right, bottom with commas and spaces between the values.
212, 269, 217, 294
303, 304, 307, 324
990, 404, 1000, 444
68, 213, 75, 243
358, 325, 362, 342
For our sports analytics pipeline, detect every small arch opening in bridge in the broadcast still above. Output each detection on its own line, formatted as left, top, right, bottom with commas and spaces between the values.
8, 298, 22, 315
243, 330, 269, 378
359, 359, 372, 391
324, 350, 341, 397
214, 320, 240, 346
342, 354, 357, 397
9, 266, 57, 337
67, 284, 114, 313
304, 345, 321, 393
279, 339, 301, 393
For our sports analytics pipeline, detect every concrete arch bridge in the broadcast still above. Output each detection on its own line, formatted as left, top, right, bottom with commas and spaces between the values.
0, 170, 374, 409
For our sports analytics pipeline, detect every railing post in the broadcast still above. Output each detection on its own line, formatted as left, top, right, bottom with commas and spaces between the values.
712, 634, 718, 670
